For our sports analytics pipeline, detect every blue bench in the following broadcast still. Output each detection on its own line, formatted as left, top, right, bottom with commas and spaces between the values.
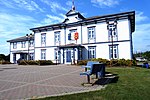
80, 61, 105, 83
142, 63, 149, 69
81, 61, 99, 69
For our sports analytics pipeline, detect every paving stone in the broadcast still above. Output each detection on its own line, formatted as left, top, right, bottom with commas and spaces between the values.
0, 64, 104, 99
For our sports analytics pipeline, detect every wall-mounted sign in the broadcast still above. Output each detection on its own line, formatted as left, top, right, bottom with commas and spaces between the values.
74, 32, 78, 40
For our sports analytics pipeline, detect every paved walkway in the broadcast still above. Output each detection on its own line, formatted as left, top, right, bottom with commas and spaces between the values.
0, 64, 104, 99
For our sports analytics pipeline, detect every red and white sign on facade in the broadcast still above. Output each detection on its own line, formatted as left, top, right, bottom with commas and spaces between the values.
74, 32, 78, 40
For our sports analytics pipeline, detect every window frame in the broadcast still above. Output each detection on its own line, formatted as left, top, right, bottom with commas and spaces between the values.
54, 31, 60, 44
88, 46, 96, 59
87, 26, 95, 40
41, 33, 46, 46
41, 49, 46, 60
29, 40, 34, 47
21, 41, 26, 48
13, 42, 17, 49
107, 23, 118, 41
109, 44, 119, 59
68, 29, 77, 41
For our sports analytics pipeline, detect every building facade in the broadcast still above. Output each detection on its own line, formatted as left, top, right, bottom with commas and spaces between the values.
7, 35, 34, 63
7, 8, 135, 64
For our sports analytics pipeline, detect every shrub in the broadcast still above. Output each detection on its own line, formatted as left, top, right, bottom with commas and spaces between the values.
18, 60, 53, 65
38, 60, 53, 65
109, 59, 137, 67
92, 58, 110, 65
77, 58, 137, 67
0, 60, 12, 64
77, 60, 89, 65
18, 60, 29, 65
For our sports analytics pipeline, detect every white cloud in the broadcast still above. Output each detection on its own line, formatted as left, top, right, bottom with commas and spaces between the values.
133, 23, 150, 52
0, 13, 37, 38
91, 0, 119, 8
0, 0, 44, 12
0, 11, 67, 54
133, 11, 150, 52
0, 0, 15, 9
135, 11, 148, 23
0, 12, 42, 54
40, 0, 68, 13
13, 0, 44, 12
66, 1, 72, 7
42, 14, 66, 25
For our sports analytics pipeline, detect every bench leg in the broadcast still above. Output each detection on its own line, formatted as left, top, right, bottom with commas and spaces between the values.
87, 75, 90, 83
96, 73, 98, 79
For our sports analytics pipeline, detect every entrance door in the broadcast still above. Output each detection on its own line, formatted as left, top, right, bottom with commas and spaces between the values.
66, 50, 72, 62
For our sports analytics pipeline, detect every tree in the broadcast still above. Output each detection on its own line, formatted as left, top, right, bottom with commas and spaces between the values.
0, 54, 6, 61
134, 51, 150, 61
0, 54, 10, 61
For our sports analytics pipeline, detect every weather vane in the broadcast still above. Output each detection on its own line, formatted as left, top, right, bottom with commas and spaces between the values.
72, 0, 75, 10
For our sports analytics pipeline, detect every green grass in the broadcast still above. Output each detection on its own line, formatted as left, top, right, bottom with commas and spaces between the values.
34, 67, 150, 100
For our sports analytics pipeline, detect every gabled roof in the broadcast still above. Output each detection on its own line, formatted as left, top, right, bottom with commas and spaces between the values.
7, 35, 34, 42
66, 9, 85, 18
30, 11, 135, 32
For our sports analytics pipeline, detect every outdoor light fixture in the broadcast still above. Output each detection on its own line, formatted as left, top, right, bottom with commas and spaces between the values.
26, 33, 33, 60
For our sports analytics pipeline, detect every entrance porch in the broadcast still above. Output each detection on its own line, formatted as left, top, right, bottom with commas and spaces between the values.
12, 51, 28, 63
57, 44, 84, 64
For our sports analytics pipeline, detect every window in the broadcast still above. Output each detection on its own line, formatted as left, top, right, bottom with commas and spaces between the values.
41, 33, 46, 46
29, 53, 34, 60
29, 40, 34, 47
88, 27, 95, 39
88, 46, 96, 59
41, 49, 46, 60
109, 45, 118, 59
108, 23, 118, 41
68, 29, 77, 40
54, 31, 60, 44
21, 41, 26, 48
13, 42, 17, 49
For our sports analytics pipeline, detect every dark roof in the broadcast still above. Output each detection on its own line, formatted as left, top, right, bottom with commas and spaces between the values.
30, 11, 135, 32
65, 9, 85, 19
12, 51, 28, 54
7, 35, 34, 42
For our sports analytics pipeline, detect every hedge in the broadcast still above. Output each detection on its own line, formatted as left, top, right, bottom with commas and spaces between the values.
18, 60, 54, 65
77, 58, 137, 67
0, 60, 12, 64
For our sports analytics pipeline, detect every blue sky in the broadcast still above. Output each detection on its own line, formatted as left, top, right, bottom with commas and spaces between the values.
0, 0, 150, 55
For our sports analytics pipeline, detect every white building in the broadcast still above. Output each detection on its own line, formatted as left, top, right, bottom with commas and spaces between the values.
7, 34, 34, 63
7, 7, 135, 64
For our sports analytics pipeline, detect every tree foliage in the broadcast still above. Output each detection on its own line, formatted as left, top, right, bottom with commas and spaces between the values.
134, 51, 150, 61
0, 54, 10, 61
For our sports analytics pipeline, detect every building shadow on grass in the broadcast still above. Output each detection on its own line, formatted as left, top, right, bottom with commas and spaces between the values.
93, 72, 119, 85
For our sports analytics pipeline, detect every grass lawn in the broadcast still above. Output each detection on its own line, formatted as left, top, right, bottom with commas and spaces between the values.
34, 67, 150, 100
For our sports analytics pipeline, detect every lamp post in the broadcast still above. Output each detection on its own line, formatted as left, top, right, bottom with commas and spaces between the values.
26, 33, 33, 61
111, 29, 114, 59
